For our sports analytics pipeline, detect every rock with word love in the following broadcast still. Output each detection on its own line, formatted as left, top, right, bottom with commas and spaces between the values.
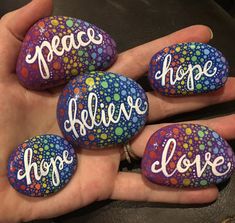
16, 16, 117, 90
8, 135, 77, 197
57, 71, 148, 148
148, 42, 229, 96
141, 124, 235, 188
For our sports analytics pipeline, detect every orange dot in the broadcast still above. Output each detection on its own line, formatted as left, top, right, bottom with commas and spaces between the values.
53, 62, 61, 70
20, 185, 26, 190
88, 134, 95, 141
149, 151, 157, 159
170, 178, 178, 185
173, 128, 179, 135
169, 161, 175, 169
35, 184, 41, 190
74, 87, 80, 94
78, 103, 84, 109
38, 21, 45, 28
21, 67, 28, 78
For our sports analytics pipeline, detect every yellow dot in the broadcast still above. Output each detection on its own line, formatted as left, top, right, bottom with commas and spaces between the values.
63, 57, 69, 63
183, 179, 191, 186
180, 58, 185, 63
183, 50, 187, 55
189, 139, 193, 144
71, 69, 78, 75
43, 183, 47, 188
185, 128, 192, 135
188, 152, 192, 158
33, 144, 38, 149
176, 47, 181, 52
183, 143, 188, 149
101, 134, 107, 139
86, 77, 95, 86
51, 20, 59, 26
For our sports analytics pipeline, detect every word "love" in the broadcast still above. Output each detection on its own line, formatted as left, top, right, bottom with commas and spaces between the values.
25, 28, 103, 79
151, 138, 231, 177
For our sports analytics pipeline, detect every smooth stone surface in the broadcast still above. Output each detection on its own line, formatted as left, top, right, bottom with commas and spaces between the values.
16, 16, 117, 90
8, 135, 77, 197
57, 71, 148, 148
148, 42, 229, 96
141, 124, 235, 188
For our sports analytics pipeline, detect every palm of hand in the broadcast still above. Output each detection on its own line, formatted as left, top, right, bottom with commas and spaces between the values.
1, 0, 235, 222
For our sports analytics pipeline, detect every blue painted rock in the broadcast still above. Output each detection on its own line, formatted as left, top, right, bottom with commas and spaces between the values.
141, 124, 235, 188
8, 135, 77, 197
16, 16, 117, 90
148, 42, 229, 96
57, 71, 148, 148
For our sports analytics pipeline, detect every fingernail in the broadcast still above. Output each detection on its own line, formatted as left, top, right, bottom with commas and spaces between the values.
209, 28, 213, 39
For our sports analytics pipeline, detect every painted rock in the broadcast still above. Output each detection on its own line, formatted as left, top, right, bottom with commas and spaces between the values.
149, 42, 229, 96
57, 71, 148, 148
141, 124, 235, 188
8, 135, 77, 197
16, 16, 117, 90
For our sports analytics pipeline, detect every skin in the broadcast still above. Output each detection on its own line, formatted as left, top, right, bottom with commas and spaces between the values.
0, 0, 235, 222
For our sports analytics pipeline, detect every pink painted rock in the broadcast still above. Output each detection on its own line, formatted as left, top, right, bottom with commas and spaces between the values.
16, 16, 117, 90
141, 124, 235, 187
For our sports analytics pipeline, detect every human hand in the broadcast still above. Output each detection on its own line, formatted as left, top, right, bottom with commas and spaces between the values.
0, 0, 235, 222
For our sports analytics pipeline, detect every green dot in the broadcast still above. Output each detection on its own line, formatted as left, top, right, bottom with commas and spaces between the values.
44, 145, 49, 150
115, 127, 123, 136
198, 130, 204, 138
191, 56, 197, 61
106, 96, 111, 102
196, 50, 201, 56
200, 180, 208, 186
78, 50, 84, 56
66, 20, 73, 27
199, 144, 205, 150
114, 94, 120, 101
190, 44, 196, 49
101, 81, 108, 88
196, 84, 202, 89
89, 65, 95, 71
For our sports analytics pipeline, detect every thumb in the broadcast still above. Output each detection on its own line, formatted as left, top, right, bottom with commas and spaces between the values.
1, 0, 53, 41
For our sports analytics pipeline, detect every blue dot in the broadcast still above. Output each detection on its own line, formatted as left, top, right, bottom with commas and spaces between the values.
120, 76, 127, 81
91, 53, 97, 59
131, 88, 136, 93
133, 117, 138, 123
213, 147, 219, 154
212, 132, 219, 138
121, 90, 126, 95
204, 49, 210, 55
98, 48, 103, 54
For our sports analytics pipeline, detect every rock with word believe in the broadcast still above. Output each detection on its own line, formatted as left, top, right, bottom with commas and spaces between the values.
16, 16, 117, 90
148, 42, 229, 96
141, 124, 235, 187
8, 135, 77, 197
57, 71, 148, 148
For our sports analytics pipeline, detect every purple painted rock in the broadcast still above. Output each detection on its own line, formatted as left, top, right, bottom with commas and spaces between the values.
8, 135, 77, 197
16, 16, 117, 90
148, 42, 229, 96
57, 71, 148, 148
141, 124, 235, 187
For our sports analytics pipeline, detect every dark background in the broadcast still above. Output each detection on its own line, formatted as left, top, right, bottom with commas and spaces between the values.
0, 0, 235, 222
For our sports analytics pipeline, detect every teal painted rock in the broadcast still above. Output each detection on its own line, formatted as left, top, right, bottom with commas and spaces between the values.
149, 42, 229, 96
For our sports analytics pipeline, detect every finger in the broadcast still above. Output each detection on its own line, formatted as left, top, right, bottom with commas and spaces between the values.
131, 114, 235, 157
112, 172, 218, 204
147, 77, 235, 121
1, 0, 53, 41
108, 25, 213, 79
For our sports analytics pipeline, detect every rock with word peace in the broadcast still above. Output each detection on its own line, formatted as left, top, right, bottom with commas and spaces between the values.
148, 42, 229, 96
16, 16, 117, 90
57, 71, 148, 148
8, 135, 77, 197
141, 124, 235, 187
